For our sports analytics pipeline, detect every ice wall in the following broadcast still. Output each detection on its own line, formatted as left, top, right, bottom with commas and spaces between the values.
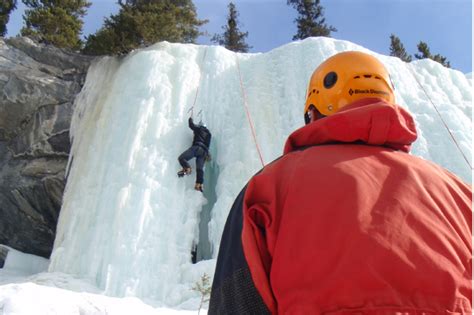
48, 37, 472, 307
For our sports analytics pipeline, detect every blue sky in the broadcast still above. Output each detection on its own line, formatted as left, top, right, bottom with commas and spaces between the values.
6, 0, 472, 73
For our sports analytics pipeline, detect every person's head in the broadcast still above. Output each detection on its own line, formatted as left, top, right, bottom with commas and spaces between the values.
198, 120, 206, 128
304, 51, 395, 124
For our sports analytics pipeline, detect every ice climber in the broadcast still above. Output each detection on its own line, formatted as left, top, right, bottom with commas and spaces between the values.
178, 116, 211, 192
208, 51, 472, 314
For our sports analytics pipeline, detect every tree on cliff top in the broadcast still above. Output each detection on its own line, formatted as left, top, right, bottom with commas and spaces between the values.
20, 0, 91, 50
389, 34, 412, 62
287, 0, 336, 40
211, 2, 251, 53
82, 0, 207, 56
0, 0, 17, 37
415, 41, 451, 68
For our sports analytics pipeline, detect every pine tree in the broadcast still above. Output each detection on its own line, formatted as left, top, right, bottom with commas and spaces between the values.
211, 2, 251, 52
83, 0, 207, 56
287, 0, 336, 40
0, 0, 17, 37
389, 34, 412, 62
414, 41, 430, 59
431, 53, 451, 68
20, 0, 91, 50
415, 41, 450, 68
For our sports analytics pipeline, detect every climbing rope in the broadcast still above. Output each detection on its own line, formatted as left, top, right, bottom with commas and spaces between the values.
235, 55, 265, 168
188, 47, 209, 118
407, 64, 472, 170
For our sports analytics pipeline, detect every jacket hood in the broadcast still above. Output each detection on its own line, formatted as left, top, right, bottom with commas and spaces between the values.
284, 98, 418, 154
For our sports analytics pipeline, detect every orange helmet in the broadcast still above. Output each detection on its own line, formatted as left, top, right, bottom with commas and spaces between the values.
304, 51, 395, 124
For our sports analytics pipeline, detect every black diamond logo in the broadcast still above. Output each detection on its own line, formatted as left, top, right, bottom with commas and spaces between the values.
349, 89, 354, 96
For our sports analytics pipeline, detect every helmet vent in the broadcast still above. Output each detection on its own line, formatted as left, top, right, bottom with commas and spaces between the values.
354, 75, 360, 79
323, 72, 337, 88
363, 74, 372, 78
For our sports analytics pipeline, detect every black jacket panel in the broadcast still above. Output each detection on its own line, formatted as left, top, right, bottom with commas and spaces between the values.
189, 118, 211, 150
208, 187, 270, 315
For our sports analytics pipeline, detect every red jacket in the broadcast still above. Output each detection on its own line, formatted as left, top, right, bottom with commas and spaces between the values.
209, 98, 472, 314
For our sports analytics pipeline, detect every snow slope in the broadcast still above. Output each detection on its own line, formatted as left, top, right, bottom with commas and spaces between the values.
1, 37, 471, 314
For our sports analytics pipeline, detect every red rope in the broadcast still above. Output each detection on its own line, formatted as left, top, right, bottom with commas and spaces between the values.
408, 65, 472, 170
236, 56, 265, 168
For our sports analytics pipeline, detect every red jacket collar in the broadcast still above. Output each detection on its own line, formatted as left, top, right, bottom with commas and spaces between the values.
284, 98, 418, 154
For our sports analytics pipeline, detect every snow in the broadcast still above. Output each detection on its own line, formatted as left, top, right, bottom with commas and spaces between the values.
0, 249, 207, 314
0, 245, 49, 275
0, 282, 196, 315
1, 37, 472, 314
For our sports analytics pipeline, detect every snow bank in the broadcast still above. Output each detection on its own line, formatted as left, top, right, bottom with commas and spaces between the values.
0, 282, 199, 315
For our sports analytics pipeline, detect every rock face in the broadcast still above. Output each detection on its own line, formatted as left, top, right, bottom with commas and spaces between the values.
0, 37, 93, 258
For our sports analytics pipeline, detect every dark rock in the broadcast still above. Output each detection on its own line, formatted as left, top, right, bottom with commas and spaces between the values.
5, 37, 92, 73
0, 246, 7, 268
0, 37, 93, 258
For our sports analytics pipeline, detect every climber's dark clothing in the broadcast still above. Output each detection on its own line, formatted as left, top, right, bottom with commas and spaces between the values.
178, 117, 211, 185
